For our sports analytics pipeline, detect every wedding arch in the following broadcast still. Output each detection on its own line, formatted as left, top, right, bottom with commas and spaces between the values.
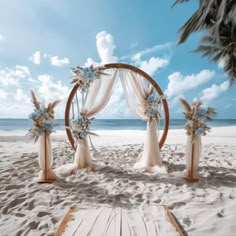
65, 63, 169, 151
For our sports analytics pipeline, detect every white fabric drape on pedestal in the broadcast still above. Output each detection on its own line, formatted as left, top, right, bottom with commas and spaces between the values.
120, 70, 163, 170
74, 70, 117, 169
186, 135, 202, 178
38, 135, 57, 181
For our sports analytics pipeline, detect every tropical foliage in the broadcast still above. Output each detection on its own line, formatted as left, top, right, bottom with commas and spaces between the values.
173, 0, 236, 84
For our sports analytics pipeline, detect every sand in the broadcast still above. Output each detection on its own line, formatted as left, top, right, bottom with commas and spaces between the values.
0, 127, 236, 236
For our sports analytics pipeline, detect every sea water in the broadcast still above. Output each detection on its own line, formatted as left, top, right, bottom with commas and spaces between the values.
0, 119, 236, 131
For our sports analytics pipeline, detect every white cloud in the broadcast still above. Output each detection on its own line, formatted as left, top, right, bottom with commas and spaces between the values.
131, 42, 172, 60
130, 43, 172, 76
84, 57, 98, 67
0, 34, 5, 41
29, 51, 41, 65
224, 104, 231, 109
165, 70, 215, 98
37, 74, 70, 118
201, 81, 229, 102
0, 65, 31, 87
129, 42, 138, 49
15, 88, 29, 102
0, 89, 8, 99
121, 42, 172, 61
96, 31, 118, 64
138, 57, 169, 76
38, 74, 69, 102
50, 56, 70, 67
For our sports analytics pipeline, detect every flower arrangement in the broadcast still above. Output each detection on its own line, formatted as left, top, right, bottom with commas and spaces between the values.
27, 90, 60, 142
179, 98, 216, 140
145, 90, 166, 119
70, 65, 107, 92
71, 115, 96, 141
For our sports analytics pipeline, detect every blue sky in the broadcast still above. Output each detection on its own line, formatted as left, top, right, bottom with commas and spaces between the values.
0, 0, 235, 119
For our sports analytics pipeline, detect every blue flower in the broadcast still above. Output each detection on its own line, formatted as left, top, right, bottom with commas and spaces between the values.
45, 123, 54, 131
147, 109, 156, 117
147, 95, 155, 102
79, 131, 87, 139
37, 130, 45, 136
83, 67, 95, 80
195, 128, 203, 135
29, 112, 37, 120
38, 108, 46, 117
76, 117, 84, 125
198, 108, 207, 119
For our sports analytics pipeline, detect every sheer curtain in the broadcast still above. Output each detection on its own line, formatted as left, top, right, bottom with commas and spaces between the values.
120, 69, 163, 170
57, 69, 118, 175
74, 69, 117, 169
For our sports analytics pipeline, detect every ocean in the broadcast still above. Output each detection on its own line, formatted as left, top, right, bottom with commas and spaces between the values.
0, 119, 236, 131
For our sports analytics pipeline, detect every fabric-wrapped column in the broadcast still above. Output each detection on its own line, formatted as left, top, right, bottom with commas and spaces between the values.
38, 134, 57, 182
142, 120, 162, 166
185, 135, 202, 179
74, 138, 93, 170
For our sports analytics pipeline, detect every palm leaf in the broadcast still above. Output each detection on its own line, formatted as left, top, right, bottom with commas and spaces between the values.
173, 0, 236, 84
171, 0, 191, 8
224, 55, 236, 84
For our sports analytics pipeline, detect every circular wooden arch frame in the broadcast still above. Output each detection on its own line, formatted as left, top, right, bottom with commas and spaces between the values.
65, 63, 169, 150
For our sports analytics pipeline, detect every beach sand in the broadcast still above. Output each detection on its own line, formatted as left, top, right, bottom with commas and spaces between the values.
0, 127, 236, 236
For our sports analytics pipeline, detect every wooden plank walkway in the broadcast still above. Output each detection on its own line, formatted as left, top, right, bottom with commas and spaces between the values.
55, 205, 184, 236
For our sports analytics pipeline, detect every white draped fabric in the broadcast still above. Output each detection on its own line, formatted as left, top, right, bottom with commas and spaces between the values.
120, 70, 162, 169
73, 69, 118, 170
185, 135, 202, 178
38, 135, 57, 182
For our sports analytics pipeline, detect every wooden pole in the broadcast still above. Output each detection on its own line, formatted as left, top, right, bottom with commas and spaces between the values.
44, 133, 47, 180
190, 142, 194, 179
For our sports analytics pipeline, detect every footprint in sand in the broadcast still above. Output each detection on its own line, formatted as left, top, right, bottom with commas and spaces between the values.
169, 201, 186, 209
217, 209, 224, 218
15, 213, 25, 217
37, 211, 51, 217
153, 199, 162, 204
2, 197, 27, 214
4, 184, 24, 190
28, 221, 40, 230
181, 217, 192, 228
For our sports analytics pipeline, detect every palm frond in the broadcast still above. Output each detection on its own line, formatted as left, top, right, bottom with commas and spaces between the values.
224, 55, 236, 84
171, 0, 191, 8
174, 0, 236, 85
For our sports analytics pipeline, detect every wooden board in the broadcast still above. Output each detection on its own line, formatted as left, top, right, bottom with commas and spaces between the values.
54, 205, 184, 236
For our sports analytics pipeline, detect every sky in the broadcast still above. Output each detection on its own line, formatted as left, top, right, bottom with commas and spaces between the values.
0, 0, 235, 119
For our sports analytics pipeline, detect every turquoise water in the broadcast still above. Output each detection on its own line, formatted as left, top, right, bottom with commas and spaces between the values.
0, 119, 236, 131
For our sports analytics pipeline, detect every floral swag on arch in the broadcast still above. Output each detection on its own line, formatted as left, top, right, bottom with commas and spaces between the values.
60, 64, 167, 175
